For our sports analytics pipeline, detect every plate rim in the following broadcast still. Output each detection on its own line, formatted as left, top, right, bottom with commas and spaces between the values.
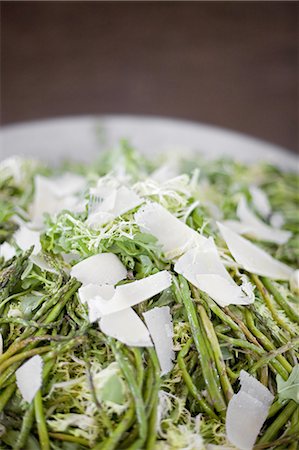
0, 113, 294, 152
1, 114, 298, 170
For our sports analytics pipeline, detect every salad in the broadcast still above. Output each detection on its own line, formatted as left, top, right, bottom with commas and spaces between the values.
0, 142, 298, 450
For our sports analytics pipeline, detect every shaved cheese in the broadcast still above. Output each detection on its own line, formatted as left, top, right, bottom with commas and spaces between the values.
87, 212, 115, 228
16, 355, 44, 403
70, 253, 127, 286
30, 255, 58, 273
14, 225, 41, 255
218, 222, 293, 280
30, 176, 59, 226
174, 239, 254, 307
33, 173, 85, 199
0, 332, 3, 355
270, 212, 285, 229
205, 201, 223, 221
30, 174, 85, 227
175, 238, 232, 283
87, 297, 108, 323
99, 308, 153, 347
143, 306, 174, 375
99, 271, 172, 316
196, 275, 254, 307
112, 186, 143, 215
135, 202, 207, 258
0, 156, 24, 184
226, 370, 273, 450
239, 371, 274, 403
99, 188, 118, 212
222, 220, 253, 235
78, 284, 115, 305
0, 242, 16, 260
235, 197, 291, 244
150, 163, 179, 182
80, 272, 172, 323
89, 185, 116, 211
44, 173, 86, 198
61, 252, 80, 264
87, 186, 143, 228
249, 185, 271, 218
79, 285, 115, 323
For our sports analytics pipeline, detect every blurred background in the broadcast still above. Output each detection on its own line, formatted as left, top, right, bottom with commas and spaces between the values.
1, 1, 298, 152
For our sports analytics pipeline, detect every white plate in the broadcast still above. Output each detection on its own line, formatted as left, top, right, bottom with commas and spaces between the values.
0, 115, 297, 170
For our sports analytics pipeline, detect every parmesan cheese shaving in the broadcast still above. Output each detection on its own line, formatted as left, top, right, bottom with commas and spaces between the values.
14, 225, 41, 255
270, 212, 285, 229
84, 286, 115, 323
236, 196, 291, 244
143, 306, 174, 375
99, 308, 153, 347
135, 202, 207, 258
44, 173, 86, 198
0, 242, 16, 260
15, 355, 44, 403
221, 220, 253, 236
87, 212, 115, 228
174, 239, 254, 307
175, 238, 232, 283
78, 284, 115, 305
79, 272, 172, 324
70, 253, 127, 286
112, 186, 143, 216
226, 370, 274, 450
249, 185, 271, 218
30, 174, 85, 227
99, 271, 172, 316
196, 274, 254, 307
150, 163, 179, 182
0, 156, 24, 184
30, 255, 58, 273
218, 222, 293, 280
87, 186, 143, 228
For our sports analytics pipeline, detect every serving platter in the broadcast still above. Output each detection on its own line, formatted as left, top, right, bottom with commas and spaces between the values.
0, 115, 298, 450
1, 115, 297, 170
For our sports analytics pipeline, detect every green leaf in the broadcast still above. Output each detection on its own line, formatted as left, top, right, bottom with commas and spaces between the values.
19, 294, 42, 319
277, 364, 299, 403
152, 287, 174, 308
100, 373, 125, 405
1, 430, 40, 450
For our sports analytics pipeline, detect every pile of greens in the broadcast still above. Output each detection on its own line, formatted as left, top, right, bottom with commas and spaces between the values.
0, 142, 298, 450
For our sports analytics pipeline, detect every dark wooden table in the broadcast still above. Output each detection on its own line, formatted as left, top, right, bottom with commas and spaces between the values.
1, 1, 298, 152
